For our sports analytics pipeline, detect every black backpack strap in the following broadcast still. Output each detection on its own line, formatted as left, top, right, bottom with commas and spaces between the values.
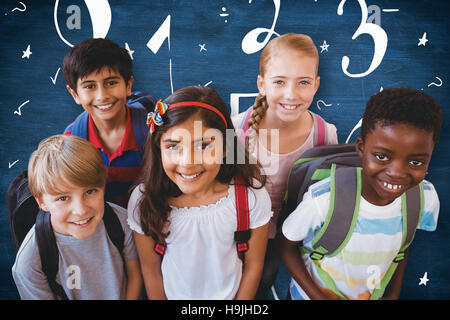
309, 166, 362, 260
103, 202, 125, 255
35, 211, 69, 300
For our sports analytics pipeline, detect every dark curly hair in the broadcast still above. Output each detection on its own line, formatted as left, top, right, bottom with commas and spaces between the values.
62, 38, 133, 92
361, 88, 442, 145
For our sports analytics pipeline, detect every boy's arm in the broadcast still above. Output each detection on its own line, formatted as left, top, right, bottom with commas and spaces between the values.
12, 244, 58, 300
133, 231, 167, 300
379, 249, 409, 300
124, 258, 143, 300
234, 223, 269, 300
12, 268, 57, 300
277, 233, 333, 300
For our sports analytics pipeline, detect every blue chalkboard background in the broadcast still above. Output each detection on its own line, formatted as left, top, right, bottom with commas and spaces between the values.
0, 0, 448, 299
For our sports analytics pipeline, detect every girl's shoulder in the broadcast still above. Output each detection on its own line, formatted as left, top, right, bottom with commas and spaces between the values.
126, 184, 145, 234
418, 179, 440, 232
128, 184, 145, 208
169, 182, 271, 221
246, 182, 270, 207
241, 183, 273, 229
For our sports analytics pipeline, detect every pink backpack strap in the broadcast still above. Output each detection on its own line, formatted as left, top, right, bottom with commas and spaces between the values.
239, 107, 253, 147
312, 112, 326, 146
234, 176, 250, 261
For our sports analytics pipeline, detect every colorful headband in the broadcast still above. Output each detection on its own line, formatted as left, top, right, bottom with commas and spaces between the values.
146, 100, 228, 134
146, 99, 169, 134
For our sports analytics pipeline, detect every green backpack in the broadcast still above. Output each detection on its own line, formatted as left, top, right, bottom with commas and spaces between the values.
280, 144, 424, 300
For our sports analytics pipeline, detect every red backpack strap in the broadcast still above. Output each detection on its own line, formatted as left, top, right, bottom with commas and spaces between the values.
153, 177, 251, 261
234, 176, 251, 261
312, 112, 326, 146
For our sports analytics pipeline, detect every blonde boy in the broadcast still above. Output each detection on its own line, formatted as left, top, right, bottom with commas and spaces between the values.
12, 135, 142, 299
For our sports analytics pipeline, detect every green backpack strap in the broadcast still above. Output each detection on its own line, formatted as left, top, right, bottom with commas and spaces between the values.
308, 165, 362, 261
369, 182, 424, 300
300, 165, 361, 299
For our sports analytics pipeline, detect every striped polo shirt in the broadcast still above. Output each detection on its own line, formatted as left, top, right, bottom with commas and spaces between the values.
282, 177, 440, 300
64, 105, 146, 208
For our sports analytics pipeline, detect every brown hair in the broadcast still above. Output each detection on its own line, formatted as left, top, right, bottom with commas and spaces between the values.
28, 135, 107, 200
137, 86, 265, 244
248, 33, 319, 152
62, 38, 132, 92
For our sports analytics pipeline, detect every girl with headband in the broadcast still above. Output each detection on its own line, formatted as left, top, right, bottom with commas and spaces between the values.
127, 86, 272, 299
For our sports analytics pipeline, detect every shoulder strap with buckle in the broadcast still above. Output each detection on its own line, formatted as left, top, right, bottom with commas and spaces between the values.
153, 177, 251, 261
234, 176, 251, 261
307, 165, 361, 261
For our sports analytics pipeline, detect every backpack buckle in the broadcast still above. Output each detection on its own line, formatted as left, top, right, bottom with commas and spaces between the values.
154, 243, 166, 256
309, 251, 325, 261
236, 242, 249, 253
393, 251, 405, 263
234, 230, 251, 242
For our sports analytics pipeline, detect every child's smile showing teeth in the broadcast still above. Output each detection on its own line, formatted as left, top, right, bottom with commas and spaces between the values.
280, 103, 299, 111
177, 171, 203, 181
382, 181, 404, 191
71, 216, 94, 226
95, 102, 114, 111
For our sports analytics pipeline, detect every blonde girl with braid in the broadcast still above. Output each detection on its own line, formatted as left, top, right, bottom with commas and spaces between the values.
232, 33, 338, 299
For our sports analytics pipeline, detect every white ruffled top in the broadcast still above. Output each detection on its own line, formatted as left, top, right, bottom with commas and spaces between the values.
127, 182, 272, 300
